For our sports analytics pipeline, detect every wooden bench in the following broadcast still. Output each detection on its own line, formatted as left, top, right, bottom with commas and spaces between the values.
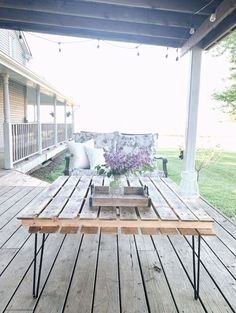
18, 175, 215, 300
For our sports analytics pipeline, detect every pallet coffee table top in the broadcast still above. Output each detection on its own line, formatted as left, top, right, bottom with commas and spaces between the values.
18, 175, 215, 236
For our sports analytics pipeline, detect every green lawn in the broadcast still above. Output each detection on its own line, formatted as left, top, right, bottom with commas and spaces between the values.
46, 163, 65, 183
158, 149, 236, 222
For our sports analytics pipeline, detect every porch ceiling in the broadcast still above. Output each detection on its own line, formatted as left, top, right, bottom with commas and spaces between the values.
0, 0, 235, 55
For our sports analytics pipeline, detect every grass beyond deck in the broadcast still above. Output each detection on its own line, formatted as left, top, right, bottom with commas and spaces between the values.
158, 149, 236, 222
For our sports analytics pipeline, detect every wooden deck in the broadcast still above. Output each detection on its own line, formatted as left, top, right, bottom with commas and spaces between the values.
0, 171, 235, 313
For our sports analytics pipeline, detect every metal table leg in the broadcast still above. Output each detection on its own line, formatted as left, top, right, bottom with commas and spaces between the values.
192, 235, 201, 300
33, 233, 46, 299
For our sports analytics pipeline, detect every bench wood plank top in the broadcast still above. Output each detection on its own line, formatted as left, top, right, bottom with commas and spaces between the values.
18, 176, 215, 236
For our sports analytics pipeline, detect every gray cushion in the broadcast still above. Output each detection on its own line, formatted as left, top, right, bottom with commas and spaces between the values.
117, 133, 158, 158
70, 131, 162, 176
73, 131, 119, 152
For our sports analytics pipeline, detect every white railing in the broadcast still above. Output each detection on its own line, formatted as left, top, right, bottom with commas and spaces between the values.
57, 123, 66, 143
42, 123, 55, 149
12, 123, 38, 162
67, 123, 73, 139
11, 122, 73, 163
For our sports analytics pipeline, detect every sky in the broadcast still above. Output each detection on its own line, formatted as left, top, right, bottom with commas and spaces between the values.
24, 32, 233, 147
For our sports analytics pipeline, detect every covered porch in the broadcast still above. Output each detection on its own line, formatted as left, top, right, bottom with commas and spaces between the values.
0, 0, 235, 196
0, 1, 235, 312
0, 50, 75, 172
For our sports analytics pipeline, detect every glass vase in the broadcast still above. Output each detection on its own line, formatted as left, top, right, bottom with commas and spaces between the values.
109, 175, 124, 196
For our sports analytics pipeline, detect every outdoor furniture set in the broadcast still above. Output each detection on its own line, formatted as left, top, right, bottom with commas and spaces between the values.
63, 131, 168, 177
17, 131, 215, 301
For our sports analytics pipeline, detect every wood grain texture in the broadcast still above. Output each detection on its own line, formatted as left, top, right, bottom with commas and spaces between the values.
93, 234, 120, 313
118, 234, 149, 313
0, 173, 235, 312
17, 176, 215, 236
152, 235, 205, 313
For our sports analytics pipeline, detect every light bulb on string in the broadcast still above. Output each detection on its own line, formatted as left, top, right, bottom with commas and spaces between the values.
189, 27, 195, 35
58, 42, 61, 53
165, 47, 169, 58
18, 31, 23, 41
209, 12, 216, 22
176, 48, 179, 61
136, 46, 140, 56
97, 39, 100, 49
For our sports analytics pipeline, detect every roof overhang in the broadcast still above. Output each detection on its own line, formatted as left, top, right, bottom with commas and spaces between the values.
0, 0, 235, 55
0, 50, 74, 105
16, 30, 32, 60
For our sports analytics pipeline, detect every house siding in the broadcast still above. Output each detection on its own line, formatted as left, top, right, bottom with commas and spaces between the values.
0, 79, 26, 151
0, 29, 27, 65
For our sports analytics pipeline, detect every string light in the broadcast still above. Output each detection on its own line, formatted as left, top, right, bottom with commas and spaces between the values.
27, 32, 142, 54
176, 48, 179, 61
209, 12, 216, 22
58, 42, 61, 53
165, 47, 169, 58
179, 0, 217, 52
189, 27, 195, 35
18, 31, 23, 41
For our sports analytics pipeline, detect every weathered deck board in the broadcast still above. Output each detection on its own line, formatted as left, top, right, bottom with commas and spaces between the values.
140, 177, 179, 220
202, 235, 236, 278
34, 233, 82, 313
169, 235, 234, 313
152, 179, 198, 221
0, 170, 49, 187
152, 235, 206, 313
5, 233, 65, 312
161, 178, 213, 221
0, 187, 44, 229
0, 232, 42, 312
63, 234, 99, 313
118, 234, 149, 313
0, 172, 235, 313
187, 236, 236, 309
135, 235, 177, 313
93, 234, 120, 313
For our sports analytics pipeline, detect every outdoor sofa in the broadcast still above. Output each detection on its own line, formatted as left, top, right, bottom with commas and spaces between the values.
64, 131, 168, 177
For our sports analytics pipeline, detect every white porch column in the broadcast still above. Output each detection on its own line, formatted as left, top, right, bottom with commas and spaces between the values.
53, 95, 58, 145
71, 105, 75, 134
64, 100, 67, 141
179, 46, 202, 198
2, 74, 13, 169
36, 85, 42, 154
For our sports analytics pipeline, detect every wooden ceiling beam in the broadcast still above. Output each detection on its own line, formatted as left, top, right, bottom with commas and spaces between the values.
0, 21, 183, 47
80, 0, 218, 14
181, 0, 236, 56
0, 0, 205, 29
201, 9, 236, 49
0, 8, 189, 40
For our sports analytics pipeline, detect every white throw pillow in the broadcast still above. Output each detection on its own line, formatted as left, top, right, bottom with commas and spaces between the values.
67, 139, 94, 169
85, 146, 105, 169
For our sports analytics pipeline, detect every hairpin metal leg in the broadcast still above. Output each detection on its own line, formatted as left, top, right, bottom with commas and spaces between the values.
192, 235, 201, 300
33, 233, 46, 299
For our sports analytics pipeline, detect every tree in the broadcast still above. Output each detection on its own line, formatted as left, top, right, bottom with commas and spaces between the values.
179, 145, 222, 181
213, 31, 236, 121
194, 145, 222, 181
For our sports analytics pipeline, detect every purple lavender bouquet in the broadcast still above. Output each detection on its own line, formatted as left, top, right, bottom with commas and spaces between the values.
96, 149, 154, 177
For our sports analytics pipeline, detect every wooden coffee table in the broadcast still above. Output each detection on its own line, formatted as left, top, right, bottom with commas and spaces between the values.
18, 175, 215, 300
